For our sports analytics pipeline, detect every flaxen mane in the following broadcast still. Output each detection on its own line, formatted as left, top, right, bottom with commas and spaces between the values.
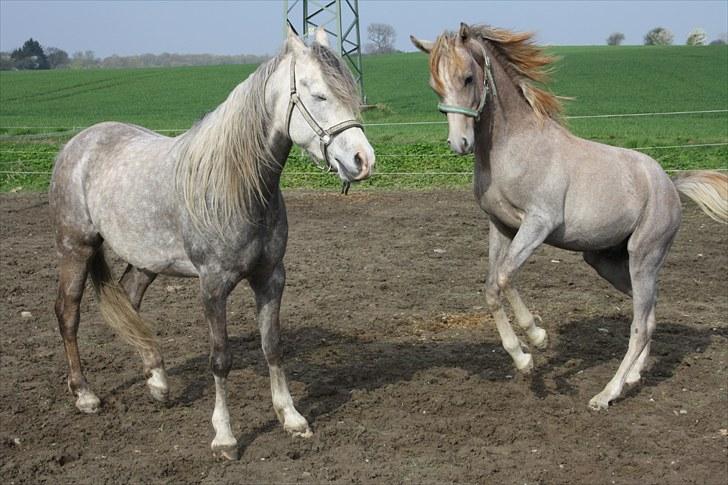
431, 25, 564, 121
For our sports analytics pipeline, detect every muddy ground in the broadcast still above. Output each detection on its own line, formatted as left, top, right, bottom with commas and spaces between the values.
1, 190, 726, 484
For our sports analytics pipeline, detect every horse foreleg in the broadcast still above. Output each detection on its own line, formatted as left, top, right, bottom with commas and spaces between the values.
486, 216, 554, 373
487, 221, 531, 372
250, 263, 311, 438
200, 272, 239, 460
119, 265, 168, 402
56, 248, 101, 413
503, 287, 548, 350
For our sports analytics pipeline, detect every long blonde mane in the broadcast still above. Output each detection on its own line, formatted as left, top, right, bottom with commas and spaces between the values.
431, 25, 563, 121
175, 54, 283, 233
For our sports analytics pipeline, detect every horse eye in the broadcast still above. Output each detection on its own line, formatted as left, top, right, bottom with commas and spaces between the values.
314, 94, 328, 102
464, 75, 474, 86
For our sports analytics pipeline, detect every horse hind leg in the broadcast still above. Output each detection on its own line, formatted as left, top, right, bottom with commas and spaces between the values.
583, 247, 648, 384
119, 264, 169, 403
583, 245, 632, 297
56, 246, 101, 413
588, 229, 675, 410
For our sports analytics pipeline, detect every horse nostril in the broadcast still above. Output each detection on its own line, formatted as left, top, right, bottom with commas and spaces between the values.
447, 139, 452, 147
354, 152, 368, 170
462, 137, 469, 151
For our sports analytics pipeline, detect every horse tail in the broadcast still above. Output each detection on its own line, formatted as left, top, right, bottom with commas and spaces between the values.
89, 247, 158, 353
672, 171, 728, 224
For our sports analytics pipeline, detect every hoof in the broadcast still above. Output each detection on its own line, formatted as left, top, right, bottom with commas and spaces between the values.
514, 353, 534, 374
212, 443, 240, 461
288, 427, 313, 439
531, 328, 548, 350
588, 395, 610, 411
148, 384, 169, 403
284, 414, 313, 438
75, 390, 101, 414
146, 369, 169, 403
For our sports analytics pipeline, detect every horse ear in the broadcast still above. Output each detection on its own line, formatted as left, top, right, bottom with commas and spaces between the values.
458, 22, 471, 42
314, 27, 330, 48
410, 35, 433, 53
286, 24, 306, 53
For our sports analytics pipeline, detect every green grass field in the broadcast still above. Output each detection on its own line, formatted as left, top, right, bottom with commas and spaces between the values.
1, 45, 726, 191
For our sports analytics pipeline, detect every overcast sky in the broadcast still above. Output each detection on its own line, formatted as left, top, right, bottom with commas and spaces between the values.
1, 1, 726, 57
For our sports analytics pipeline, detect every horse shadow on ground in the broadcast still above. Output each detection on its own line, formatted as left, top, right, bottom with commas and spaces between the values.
528, 316, 725, 400
107, 316, 723, 455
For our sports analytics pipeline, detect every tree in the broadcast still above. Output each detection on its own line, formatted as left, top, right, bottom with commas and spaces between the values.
709, 33, 727, 45
0, 52, 14, 70
10, 38, 49, 69
366, 23, 396, 54
71, 50, 99, 69
46, 47, 70, 69
686, 28, 707, 46
606, 32, 625, 46
644, 27, 673, 45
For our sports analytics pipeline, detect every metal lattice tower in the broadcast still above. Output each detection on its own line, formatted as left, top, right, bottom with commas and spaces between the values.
284, 0, 365, 103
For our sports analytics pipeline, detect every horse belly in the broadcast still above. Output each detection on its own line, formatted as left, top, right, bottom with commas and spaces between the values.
87, 169, 198, 276
102, 224, 198, 277
552, 203, 637, 251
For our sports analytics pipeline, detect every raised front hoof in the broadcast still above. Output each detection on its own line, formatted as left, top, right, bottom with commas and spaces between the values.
211, 442, 240, 461
531, 328, 549, 350
75, 390, 101, 414
588, 394, 611, 411
514, 353, 534, 374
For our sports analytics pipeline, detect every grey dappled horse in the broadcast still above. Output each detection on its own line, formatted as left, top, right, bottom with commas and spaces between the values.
411, 24, 727, 409
50, 27, 374, 459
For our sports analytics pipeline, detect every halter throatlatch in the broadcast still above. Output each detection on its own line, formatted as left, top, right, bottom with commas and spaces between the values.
285, 56, 362, 194
437, 45, 497, 121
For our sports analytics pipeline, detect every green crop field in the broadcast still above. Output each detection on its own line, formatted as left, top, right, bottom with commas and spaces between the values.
1, 45, 726, 192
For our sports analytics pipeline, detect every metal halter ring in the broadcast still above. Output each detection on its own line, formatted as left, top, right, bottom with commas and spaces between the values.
437, 44, 498, 121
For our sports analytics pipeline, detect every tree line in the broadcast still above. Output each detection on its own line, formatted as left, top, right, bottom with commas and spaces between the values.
0, 38, 268, 71
607, 27, 727, 46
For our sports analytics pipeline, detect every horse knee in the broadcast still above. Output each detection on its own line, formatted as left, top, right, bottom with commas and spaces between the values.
485, 284, 500, 311
210, 347, 232, 377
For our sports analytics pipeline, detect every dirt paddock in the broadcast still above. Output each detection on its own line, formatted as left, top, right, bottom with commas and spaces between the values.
1, 189, 726, 484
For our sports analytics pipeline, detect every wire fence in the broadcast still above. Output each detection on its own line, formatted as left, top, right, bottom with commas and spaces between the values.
1, 109, 726, 178
1, 108, 727, 133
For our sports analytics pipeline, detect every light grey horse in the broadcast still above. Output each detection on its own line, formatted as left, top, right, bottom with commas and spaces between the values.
411, 24, 727, 409
50, 27, 374, 459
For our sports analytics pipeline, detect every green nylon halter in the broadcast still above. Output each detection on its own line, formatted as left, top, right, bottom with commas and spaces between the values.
437, 47, 497, 121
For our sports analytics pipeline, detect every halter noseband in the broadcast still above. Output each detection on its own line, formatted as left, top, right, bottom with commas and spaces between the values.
437, 45, 498, 121
284, 56, 363, 180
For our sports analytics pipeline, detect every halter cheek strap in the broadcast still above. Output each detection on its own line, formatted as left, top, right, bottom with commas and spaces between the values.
284, 57, 363, 172
437, 45, 497, 121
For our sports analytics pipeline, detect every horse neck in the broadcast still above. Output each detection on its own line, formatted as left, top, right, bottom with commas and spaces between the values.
474, 46, 551, 170
174, 55, 291, 228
